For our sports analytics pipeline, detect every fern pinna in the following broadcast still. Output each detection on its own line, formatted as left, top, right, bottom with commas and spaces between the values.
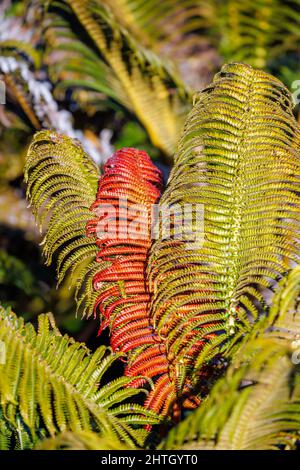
86, 148, 178, 416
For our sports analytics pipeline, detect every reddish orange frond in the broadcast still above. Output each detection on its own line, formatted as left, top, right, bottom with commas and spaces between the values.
86, 147, 205, 418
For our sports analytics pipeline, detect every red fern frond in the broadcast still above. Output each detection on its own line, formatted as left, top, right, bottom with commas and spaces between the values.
86, 147, 204, 418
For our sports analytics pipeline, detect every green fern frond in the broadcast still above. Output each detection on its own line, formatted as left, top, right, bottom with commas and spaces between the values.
24, 130, 101, 317
160, 299, 300, 450
36, 430, 128, 450
161, 339, 300, 449
99, 0, 221, 90
0, 409, 13, 450
44, 0, 190, 156
268, 265, 300, 340
1, 73, 41, 130
217, 0, 300, 69
0, 305, 160, 449
148, 62, 300, 389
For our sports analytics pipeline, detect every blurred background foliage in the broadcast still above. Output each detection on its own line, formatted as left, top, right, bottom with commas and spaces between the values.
1, 0, 300, 344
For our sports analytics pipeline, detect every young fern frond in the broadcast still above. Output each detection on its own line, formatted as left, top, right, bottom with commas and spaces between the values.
0, 305, 160, 449
24, 130, 100, 317
44, 0, 190, 156
86, 148, 182, 417
148, 62, 300, 394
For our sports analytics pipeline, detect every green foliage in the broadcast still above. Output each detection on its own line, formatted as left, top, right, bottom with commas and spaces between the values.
41, 0, 300, 139
43, 0, 191, 157
36, 430, 129, 450
24, 130, 101, 318
160, 265, 300, 450
148, 63, 300, 393
115, 121, 160, 159
0, 305, 160, 449
161, 336, 300, 449
100, 0, 213, 52
102, 0, 300, 71
269, 264, 300, 334
215, 0, 300, 69
0, 249, 35, 295
2, 0, 300, 447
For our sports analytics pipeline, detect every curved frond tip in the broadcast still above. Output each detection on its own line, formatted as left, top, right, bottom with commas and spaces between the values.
25, 130, 100, 318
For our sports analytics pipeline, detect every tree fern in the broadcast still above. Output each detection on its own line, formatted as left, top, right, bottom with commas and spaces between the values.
0, 3, 42, 131
160, 337, 300, 449
0, 305, 160, 449
85, 147, 187, 418
148, 62, 300, 403
43, 0, 191, 156
26, 62, 300, 420
24, 130, 101, 318
106, 0, 300, 72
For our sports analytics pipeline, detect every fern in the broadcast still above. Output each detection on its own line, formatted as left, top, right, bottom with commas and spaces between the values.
105, 0, 300, 72
0, 249, 35, 295
98, 0, 218, 89
86, 147, 162, 338
40, 0, 300, 161
43, 0, 190, 156
269, 264, 300, 336
36, 430, 129, 450
161, 337, 300, 449
85, 147, 191, 418
25, 62, 300, 419
148, 62, 300, 402
0, 305, 160, 449
101, 0, 300, 82
217, 0, 300, 69
100, 0, 212, 51
24, 130, 100, 318
25, 62, 300, 426
0, 7, 42, 131
160, 268, 300, 450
